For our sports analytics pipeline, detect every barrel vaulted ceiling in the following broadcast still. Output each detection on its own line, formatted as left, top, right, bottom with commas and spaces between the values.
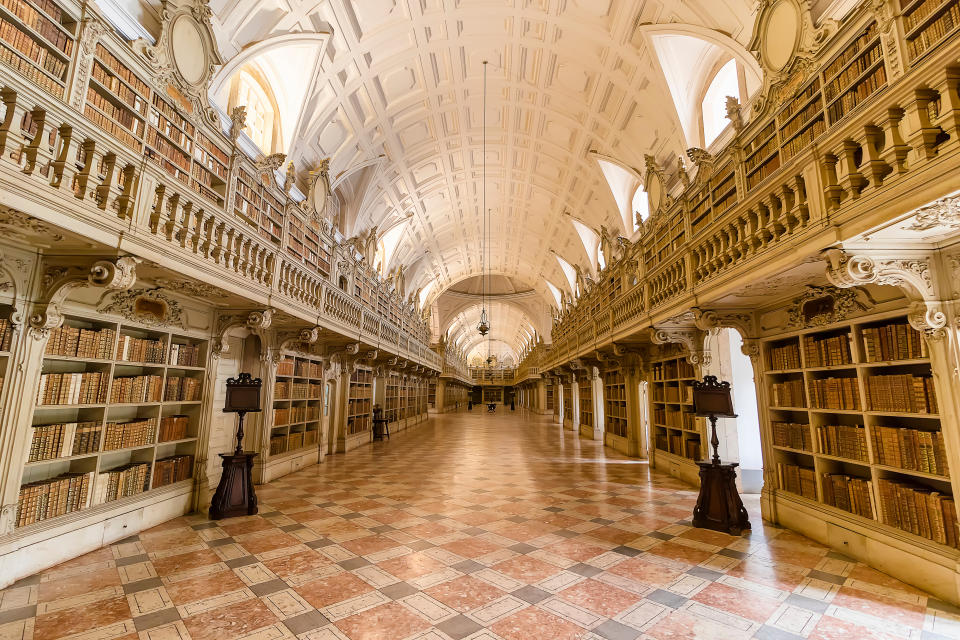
205, 0, 761, 356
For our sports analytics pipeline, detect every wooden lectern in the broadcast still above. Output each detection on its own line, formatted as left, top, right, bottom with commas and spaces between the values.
210, 373, 262, 520
691, 375, 751, 535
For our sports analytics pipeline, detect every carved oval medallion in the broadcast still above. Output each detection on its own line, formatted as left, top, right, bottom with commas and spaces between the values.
171, 15, 207, 86
762, 0, 800, 71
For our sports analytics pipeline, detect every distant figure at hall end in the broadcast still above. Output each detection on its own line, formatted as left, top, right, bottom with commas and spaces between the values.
487, 402, 496, 413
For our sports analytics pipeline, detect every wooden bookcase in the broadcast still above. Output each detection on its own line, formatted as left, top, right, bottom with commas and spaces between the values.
604, 369, 627, 438
0, 0, 76, 99
17, 315, 205, 529
483, 387, 503, 404
744, 121, 781, 190
269, 355, 323, 459
562, 384, 572, 421
763, 311, 958, 549
347, 367, 372, 435
900, 0, 960, 63
579, 376, 593, 429
822, 22, 885, 124
776, 76, 825, 162
650, 345, 703, 462
287, 211, 332, 278
384, 373, 400, 423
546, 384, 554, 411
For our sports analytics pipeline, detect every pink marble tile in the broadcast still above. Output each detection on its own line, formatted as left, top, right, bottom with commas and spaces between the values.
182, 597, 277, 640
296, 572, 374, 608
335, 602, 431, 640
424, 575, 505, 612
493, 556, 562, 583
560, 578, 641, 616
490, 606, 587, 640
692, 582, 782, 623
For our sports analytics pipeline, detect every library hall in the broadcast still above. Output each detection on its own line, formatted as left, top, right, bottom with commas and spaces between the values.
3, 0, 960, 638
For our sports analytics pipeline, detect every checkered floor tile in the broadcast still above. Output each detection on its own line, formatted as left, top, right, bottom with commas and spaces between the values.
2, 411, 958, 640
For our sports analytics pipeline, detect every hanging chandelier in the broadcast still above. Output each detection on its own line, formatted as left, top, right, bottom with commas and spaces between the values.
477, 60, 491, 338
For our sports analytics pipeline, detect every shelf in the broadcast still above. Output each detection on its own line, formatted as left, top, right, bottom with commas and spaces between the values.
24, 452, 97, 467
874, 463, 950, 482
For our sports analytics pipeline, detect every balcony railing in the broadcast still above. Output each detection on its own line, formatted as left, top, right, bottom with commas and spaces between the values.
545, 8, 960, 372
0, 2, 439, 371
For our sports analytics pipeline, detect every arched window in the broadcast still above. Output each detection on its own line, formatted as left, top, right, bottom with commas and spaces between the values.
228, 68, 279, 153
701, 58, 740, 147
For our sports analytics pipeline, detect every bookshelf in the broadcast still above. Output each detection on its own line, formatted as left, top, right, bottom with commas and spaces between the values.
384, 373, 400, 423
269, 355, 324, 459
85, 43, 146, 151
763, 311, 958, 549
17, 315, 205, 529
604, 369, 627, 438
428, 381, 436, 408
482, 387, 503, 404
0, 0, 76, 99
822, 23, 885, 124
744, 121, 781, 190
650, 345, 703, 462
776, 76, 825, 162
145, 92, 193, 186
191, 131, 228, 205
546, 384, 554, 411
347, 367, 372, 435
579, 376, 593, 430
287, 212, 331, 277
900, 0, 960, 62
562, 384, 572, 422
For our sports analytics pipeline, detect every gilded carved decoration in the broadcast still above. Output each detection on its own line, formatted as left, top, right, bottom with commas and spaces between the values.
97, 287, 186, 328
783, 285, 866, 329
823, 249, 946, 336
30, 256, 140, 339
212, 309, 275, 357
906, 194, 960, 231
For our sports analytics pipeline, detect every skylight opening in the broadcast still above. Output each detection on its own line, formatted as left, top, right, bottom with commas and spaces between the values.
702, 58, 738, 147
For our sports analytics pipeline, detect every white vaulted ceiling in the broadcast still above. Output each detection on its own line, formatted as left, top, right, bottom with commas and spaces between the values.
206, 0, 760, 343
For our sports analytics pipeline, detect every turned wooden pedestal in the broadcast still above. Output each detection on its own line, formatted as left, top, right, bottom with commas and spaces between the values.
693, 461, 751, 535
209, 452, 258, 520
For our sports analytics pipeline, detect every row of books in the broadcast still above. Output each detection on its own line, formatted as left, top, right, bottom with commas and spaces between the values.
151, 454, 193, 488
906, 1, 960, 61
864, 374, 937, 414
0, 39, 63, 96
145, 147, 189, 184
16, 471, 91, 527
777, 78, 821, 139
86, 86, 143, 135
158, 415, 189, 442
0, 16, 66, 77
151, 92, 193, 135
822, 474, 874, 519
872, 426, 950, 476
777, 462, 817, 500
103, 418, 155, 451
827, 65, 886, 123
771, 379, 806, 407
904, 0, 955, 30
194, 132, 229, 167
165, 376, 201, 402
28, 420, 99, 461
0, 0, 71, 53
817, 424, 867, 461
781, 116, 826, 161
351, 370, 373, 384
824, 41, 881, 101
877, 478, 958, 548
287, 431, 304, 451
38, 371, 107, 405
804, 334, 852, 367
146, 127, 190, 170
746, 153, 781, 189
84, 102, 141, 150
770, 341, 802, 370
651, 360, 695, 380
169, 343, 202, 367
862, 322, 927, 362
149, 108, 193, 152
116, 335, 165, 364
110, 374, 162, 404
91, 61, 146, 115
662, 434, 701, 460
45, 326, 115, 359
17, 0, 66, 23
95, 43, 149, 96
347, 413, 371, 434
809, 377, 861, 410
94, 462, 149, 504
772, 421, 813, 451
269, 434, 286, 455
274, 405, 319, 426
745, 134, 778, 172
823, 22, 877, 81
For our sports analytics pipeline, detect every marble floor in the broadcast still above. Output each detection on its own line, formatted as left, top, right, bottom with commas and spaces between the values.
2, 410, 959, 640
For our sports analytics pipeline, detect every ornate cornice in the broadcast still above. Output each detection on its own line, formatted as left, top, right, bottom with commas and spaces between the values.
30, 256, 140, 339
